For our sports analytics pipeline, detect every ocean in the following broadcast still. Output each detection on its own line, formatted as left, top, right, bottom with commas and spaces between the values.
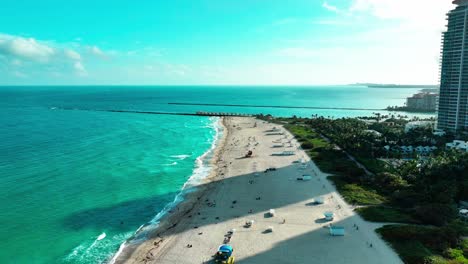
0, 85, 433, 263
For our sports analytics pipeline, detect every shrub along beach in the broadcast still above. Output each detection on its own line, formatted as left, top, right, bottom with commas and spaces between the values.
262, 114, 468, 264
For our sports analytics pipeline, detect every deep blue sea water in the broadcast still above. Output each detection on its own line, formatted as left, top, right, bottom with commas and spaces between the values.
0, 86, 433, 264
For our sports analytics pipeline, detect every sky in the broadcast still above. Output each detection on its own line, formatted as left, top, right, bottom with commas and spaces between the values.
0, 0, 454, 85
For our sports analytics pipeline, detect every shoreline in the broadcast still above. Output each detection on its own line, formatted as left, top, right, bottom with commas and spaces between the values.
116, 117, 402, 264
110, 117, 229, 263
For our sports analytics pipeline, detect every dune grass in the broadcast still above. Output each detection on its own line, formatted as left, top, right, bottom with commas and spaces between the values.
328, 176, 386, 205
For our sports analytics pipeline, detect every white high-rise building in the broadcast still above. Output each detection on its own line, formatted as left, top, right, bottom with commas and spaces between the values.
437, 0, 468, 132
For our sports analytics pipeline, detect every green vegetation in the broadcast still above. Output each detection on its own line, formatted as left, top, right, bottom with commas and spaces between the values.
377, 224, 468, 264
356, 206, 418, 223
386, 105, 436, 113
284, 124, 356, 175
355, 157, 392, 174
328, 176, 385, 205
261, 115, 468, 264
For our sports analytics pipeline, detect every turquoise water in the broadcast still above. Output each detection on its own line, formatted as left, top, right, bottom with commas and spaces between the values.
0, 102, 220, 263
0, 86, 433, 264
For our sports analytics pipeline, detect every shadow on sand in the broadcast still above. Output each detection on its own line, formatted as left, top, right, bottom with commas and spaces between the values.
63, 161, 394, 263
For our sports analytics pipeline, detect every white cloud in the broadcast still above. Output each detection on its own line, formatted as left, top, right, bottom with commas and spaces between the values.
0, 33, 93, 79
64, 49, 81, 61
349, 0, 453, 30
322, 1, 341, 13
0, 34, 55, 62
87, 45, 108, 58
73, 61, 87, 76
306, 0, 454, 84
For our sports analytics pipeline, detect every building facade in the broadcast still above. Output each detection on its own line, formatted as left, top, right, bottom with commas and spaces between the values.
437, 0, 468, 132
406, 92, 437, 111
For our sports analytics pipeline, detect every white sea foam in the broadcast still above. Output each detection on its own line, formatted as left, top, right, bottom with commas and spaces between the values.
97, 232, 106, 241
170, 154, 191, 160
108, 117, 223, 264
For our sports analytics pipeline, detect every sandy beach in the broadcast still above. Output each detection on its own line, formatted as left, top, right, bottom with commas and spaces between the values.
115, 117, 403, 264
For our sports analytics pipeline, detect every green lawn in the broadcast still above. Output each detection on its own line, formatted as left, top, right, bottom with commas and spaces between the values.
328, 176, 386, 205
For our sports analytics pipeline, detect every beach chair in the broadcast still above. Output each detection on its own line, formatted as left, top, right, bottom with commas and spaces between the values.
314, 196, 324, 204
324, 212, 334, 221
297, 175, 311, 181
269, 209, 276, 217
245, 220, 254, 228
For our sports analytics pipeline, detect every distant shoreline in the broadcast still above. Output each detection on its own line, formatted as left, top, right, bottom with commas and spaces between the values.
352, 83, 438, 89
385, 106, 436, 113
169, 102, 383, 111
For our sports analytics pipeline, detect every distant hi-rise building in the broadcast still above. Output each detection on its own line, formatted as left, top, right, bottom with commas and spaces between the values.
437, 0, 468, 132
406, 92, 437, 111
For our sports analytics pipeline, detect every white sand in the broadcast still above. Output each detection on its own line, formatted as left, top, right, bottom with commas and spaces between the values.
117, 117, 402, 264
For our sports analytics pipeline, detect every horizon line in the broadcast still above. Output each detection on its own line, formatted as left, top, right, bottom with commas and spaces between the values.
0, 84, 439, 87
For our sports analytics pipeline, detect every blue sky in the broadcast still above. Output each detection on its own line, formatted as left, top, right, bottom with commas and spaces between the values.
0, 0, 454, 85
